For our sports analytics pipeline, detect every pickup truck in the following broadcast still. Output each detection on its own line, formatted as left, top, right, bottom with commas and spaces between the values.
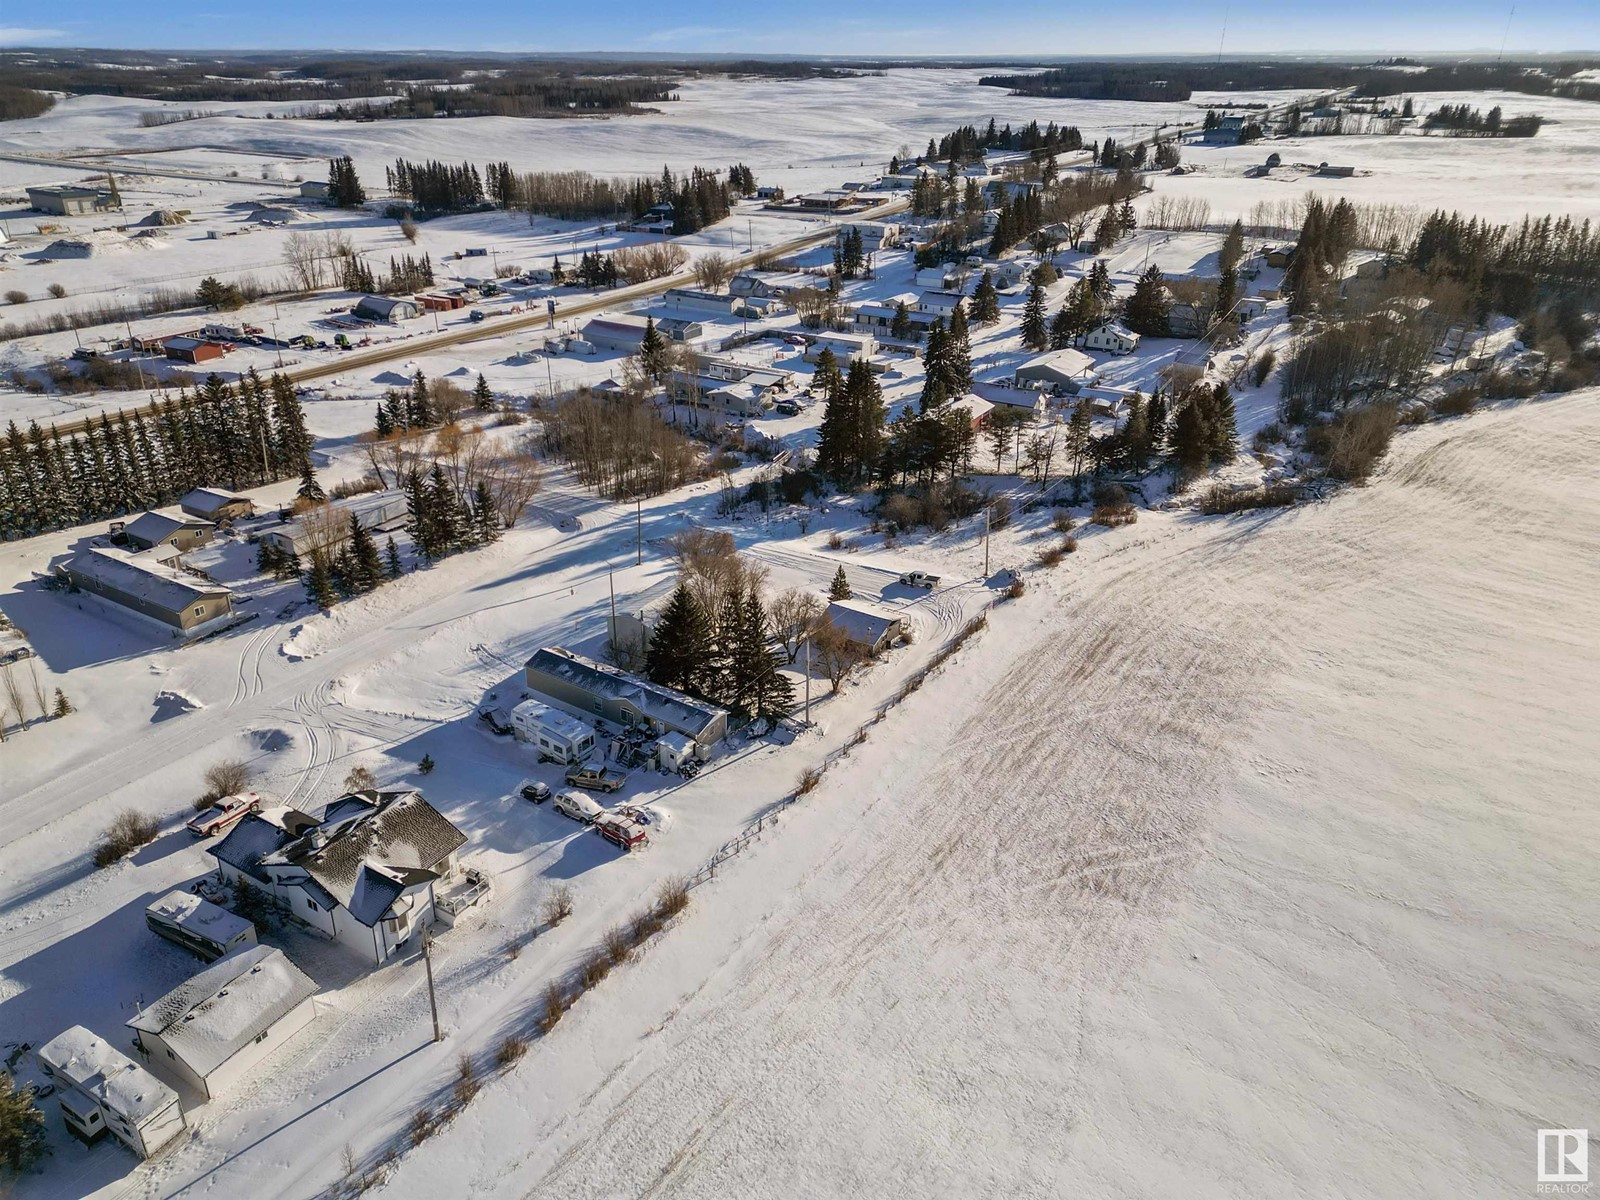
898, 570, 940, 589
553, 789, 605, 824
564, 764, 627, 793
593, 812, 649, 853
186, 793, 262, 838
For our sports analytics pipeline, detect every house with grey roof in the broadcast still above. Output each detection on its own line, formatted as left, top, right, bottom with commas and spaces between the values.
54, 547, 234, 637
208, 791, 467, 965
123, 510, 215, 553
179, 487, 255, 523
128, 945, 317, 1100
524, 646, 728, 748
826, 599, 908, 656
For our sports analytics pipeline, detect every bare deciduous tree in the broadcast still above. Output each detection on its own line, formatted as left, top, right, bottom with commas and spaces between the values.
770, 587, 825, 663
693, 252, 733, 292
810, 619, 865, 693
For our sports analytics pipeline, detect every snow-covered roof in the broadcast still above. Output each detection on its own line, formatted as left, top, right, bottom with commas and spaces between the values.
512, 699, 593, 743
146, 890, 254, 946
968, 383, 1044, 411
37, 1026, 180, 1124
211, 811, 302, 882
180, 487, 250, 514
273, 790, 466, 927
827, 599, 906, 648
947, 395, 995, 423
1014, 348, 1095, 381
61, 547, 230, 612
525, 646, 728, 742
124, 510, 210, 544
128, 946, 316, 1079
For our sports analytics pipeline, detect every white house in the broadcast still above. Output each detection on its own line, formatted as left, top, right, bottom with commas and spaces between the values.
128, 946, 317, 1101
36, 1027, 186, 1159
1083, 323, 1141, 355
511, 699, 596, 765
804, 332, 877, 365
916, 290, 966, 318
209, 790, 467, 965
261, 489, 408, 558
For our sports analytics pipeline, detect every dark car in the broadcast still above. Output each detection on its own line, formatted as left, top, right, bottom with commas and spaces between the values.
520, 781, 551, 804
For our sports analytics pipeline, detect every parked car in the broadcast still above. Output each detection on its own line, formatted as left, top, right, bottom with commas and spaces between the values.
186, 793, 262, 838
553, 789, 606, 824
898, 570, 940, 589
478, 706, 513, 736
773, 400, 801, 416
593, 812, 649, 853
519, 780, 551, 804
564, 764, 627, 793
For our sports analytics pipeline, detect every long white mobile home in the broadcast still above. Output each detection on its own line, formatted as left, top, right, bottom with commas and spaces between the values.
262, 490, 409, 558
511, 699, 596, 765
145, 891, 257, 962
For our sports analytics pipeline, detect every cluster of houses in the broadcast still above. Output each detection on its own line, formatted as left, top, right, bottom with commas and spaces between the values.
32, 784, 473, 1161
52, 487, 254, 639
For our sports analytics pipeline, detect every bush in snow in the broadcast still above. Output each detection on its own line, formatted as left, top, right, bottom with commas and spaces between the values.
496, 1035, 527, 1068
94, 809, 160, 868
542, 885, 573, 928
199, 758, 251, 806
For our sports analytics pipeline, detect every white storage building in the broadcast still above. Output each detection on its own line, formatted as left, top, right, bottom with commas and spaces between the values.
511, 699, 596, 765
128, 945, 317, 1101
36, 1027, 186, 1159
262, 490, 409, 558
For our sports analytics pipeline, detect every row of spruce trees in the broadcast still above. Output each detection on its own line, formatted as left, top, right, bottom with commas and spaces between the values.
0, 370, 314, 542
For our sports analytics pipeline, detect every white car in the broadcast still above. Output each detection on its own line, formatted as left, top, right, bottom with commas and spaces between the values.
553, 789, 605, 825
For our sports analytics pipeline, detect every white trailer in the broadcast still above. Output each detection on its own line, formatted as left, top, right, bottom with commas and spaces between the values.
145, 890, 257, 962
36, 1027, 186, 1159
511, 699, 596, 765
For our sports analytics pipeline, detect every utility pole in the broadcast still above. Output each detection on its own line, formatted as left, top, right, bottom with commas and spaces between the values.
983, 505, 991, 576
803, 635, 811, 724
608, 568, 618, 647
422, 929, 441, 1043
635, 498, 642, 565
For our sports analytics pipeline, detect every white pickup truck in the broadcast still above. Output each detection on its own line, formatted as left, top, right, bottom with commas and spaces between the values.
898, 570, 940, 589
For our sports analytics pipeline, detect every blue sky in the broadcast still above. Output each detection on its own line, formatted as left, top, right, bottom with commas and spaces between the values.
2, 0, 1597, 55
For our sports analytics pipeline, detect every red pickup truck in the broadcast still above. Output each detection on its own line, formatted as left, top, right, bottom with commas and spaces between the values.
593, 812, 649, 853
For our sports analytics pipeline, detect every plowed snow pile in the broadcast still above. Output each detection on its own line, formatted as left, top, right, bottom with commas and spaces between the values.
386, 391, 1600, 1199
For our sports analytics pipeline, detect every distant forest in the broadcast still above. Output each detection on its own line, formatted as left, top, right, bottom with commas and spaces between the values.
982, 59, 1600, 104
0, 51, 872, 121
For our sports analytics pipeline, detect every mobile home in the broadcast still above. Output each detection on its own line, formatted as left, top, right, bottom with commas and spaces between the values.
36, 1027, 186, 1159
145, 890, 257, 962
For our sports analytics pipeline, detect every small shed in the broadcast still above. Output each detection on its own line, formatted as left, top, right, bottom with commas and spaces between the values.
163, 337, 228, 365
826, 599, 908, 656
299, 180, 332, 202
656, 731, 697, 771
36, 1027, 186, 1159
179, 487, 254, 523
128, 945, 317, 1101
124, 510, 215, 553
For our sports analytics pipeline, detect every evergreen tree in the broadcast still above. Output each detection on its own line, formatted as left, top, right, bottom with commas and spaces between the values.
1123, 265, 1171, 336
297, 463, 325, 504
743, 592, 794, 728
0, 1072, 47, 1172
646, 583, 713, 694
970, 270, 1000, 324
407, 370, 435, 428
945, 302, 972, 392
426, 464, 469, 553
347, 513, 384, 591
1208, 383, 1237, 463
829, 565, 852, 600
384, 536, 404, 579
1168, 389, 1213, 478
328, 155, 366, 208
1087, 259, 1114, 303
919, 320, 949, 408
890, 300, 913, 341
470, 480, 501, 543
1095, 204, 1121, 251
1220, 219, 1246, 273
52, 687, 73, 718
638, 317, 669, 385
1021, 281, 1049, 351
473, 373, 495, 412
304, 556, 337, 609
403, 469, 435, 562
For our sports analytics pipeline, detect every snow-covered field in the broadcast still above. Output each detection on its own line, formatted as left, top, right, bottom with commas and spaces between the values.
1, 64, 1597, 1200
376, 389, 1600, 1200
